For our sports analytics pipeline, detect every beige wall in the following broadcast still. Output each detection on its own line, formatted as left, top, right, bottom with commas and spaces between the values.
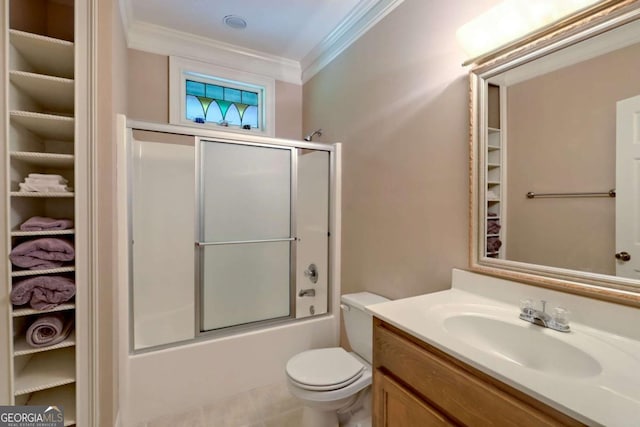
97, 0, 128, 424
127, 50, 303, 139
303, 0, 499, 312
506, 42, 640, 275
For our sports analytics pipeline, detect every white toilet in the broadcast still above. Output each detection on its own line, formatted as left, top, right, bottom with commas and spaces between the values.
286, 292, 390, 427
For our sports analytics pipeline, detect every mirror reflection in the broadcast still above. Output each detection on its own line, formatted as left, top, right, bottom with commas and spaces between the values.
478, 17, 640, 285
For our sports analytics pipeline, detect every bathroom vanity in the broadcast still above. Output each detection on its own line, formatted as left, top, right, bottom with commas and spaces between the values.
367, 269, 640, 427
372, 319, 580, 426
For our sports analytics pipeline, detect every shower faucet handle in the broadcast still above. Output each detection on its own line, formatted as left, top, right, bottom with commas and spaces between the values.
304, 263, 318, 284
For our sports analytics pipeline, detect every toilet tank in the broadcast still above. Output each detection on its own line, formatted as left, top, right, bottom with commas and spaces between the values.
341, 292, 390, 364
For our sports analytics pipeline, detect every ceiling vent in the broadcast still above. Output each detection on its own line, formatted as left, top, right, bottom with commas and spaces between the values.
223, 15, 247, 30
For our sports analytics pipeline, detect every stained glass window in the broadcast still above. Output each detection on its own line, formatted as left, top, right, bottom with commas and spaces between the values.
185, 79, 261, 130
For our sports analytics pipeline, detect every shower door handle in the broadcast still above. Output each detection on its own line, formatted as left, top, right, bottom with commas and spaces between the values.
195, 237, 296, 247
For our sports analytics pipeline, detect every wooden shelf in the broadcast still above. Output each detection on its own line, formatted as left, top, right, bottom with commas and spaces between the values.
11, 266, 75, 277
9, 71, 74, 114
14, 347, 75, 395
10, 110, 74, 140
12, 228, 75, 237
488, 127, 501, 133
11, 151, 74, 168
21, 384, 76, 426
14, 331, 75, 356
13, 303, 75, 318
487, 162, 500, 168
11, 191, 74, 198
9, 30, 74, 79
488, 145, 500, 151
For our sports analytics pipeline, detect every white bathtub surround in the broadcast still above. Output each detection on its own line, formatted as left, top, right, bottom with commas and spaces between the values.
137, 381, 303, 427
366, 269, 640, 426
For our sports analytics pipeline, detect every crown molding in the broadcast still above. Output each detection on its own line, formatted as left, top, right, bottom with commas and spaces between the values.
125, 21, 302, 84
301, 0, 405, 83
119, 0, 403, 85
118, 0, 133, 41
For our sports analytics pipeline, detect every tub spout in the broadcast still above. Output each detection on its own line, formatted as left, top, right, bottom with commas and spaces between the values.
298, 289, 316, 297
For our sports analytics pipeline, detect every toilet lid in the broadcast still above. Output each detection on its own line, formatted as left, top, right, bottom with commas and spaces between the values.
286, 348, 364, 390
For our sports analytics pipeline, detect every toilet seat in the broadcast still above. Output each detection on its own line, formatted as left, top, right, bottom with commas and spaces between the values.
286, 348, 365, 391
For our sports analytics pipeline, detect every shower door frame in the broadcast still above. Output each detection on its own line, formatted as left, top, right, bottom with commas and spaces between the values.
194, 136, 298, 337
123, 118, 340, 353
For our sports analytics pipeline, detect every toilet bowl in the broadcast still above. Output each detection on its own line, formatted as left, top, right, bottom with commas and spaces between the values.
285, 292, 389, 427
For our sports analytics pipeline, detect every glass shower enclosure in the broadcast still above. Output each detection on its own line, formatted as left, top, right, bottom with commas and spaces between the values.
127, 124, 335, 351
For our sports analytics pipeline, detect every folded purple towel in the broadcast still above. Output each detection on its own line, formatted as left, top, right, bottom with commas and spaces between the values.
11, 275, 76, 309
9, 238, 75, 270
487, 219, 501, 235
26, 314, 73, 348
20, 216, 74, 231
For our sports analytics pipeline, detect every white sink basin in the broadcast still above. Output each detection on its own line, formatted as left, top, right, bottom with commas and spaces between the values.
443, 314, 602, 378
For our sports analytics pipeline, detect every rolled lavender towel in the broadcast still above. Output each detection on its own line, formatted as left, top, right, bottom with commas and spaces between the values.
11, 276, 76, 309
20, 216, 74, 231
9, 238, 75, 270
26, 314, 73, 348
486, 237, 502, 253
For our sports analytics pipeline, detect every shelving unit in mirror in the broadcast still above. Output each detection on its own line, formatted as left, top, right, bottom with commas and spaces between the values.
485, 84, 505, 259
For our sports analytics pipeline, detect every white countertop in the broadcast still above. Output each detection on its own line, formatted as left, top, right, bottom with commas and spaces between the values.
366, 271, 640, 427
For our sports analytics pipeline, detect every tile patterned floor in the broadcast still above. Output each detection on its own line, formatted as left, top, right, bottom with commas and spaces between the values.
141, 382, 303, 427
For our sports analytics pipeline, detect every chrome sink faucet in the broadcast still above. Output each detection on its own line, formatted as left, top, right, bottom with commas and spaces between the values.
519, 299, 570, 332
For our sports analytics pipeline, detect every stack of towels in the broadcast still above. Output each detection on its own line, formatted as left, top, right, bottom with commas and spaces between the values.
18, 173, 72, 193
25, 313, 74, 348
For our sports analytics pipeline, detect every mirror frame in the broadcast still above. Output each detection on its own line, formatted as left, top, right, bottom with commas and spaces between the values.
469, 0, 640, 307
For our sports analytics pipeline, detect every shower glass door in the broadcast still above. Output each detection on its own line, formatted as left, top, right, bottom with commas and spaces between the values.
198, 140, 294, 332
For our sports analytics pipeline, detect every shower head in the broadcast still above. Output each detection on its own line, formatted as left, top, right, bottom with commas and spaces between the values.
304, 129, 322, 141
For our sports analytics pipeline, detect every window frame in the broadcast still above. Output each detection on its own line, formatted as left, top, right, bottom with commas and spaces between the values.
169, 56, 276, 136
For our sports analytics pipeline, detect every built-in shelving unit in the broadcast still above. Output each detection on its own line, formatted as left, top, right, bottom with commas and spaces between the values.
4, 1, 79, 424
485, 84, 505, 258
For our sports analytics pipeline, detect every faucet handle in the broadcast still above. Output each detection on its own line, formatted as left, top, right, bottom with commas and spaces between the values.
519, 298, 534, 314
552, 306, 570, 328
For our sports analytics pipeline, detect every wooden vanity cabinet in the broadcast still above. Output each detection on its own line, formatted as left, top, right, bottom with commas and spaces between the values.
372, 318, 584, 427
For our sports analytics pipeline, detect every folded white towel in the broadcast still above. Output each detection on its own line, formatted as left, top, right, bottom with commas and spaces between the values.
25, 178, 68, 186
27, 173, 69, 184
19, 183, 71, 192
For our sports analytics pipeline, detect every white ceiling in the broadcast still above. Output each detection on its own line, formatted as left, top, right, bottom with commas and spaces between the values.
126, 0, 368, 61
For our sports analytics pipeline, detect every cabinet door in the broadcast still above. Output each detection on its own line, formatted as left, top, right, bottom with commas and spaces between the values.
373, 369, 454, 427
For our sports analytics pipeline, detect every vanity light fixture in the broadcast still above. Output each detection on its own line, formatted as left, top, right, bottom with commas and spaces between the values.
457, 0, 603, 61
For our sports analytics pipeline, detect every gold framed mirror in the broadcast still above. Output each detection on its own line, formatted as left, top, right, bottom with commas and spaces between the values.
469, 0, 640, 306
